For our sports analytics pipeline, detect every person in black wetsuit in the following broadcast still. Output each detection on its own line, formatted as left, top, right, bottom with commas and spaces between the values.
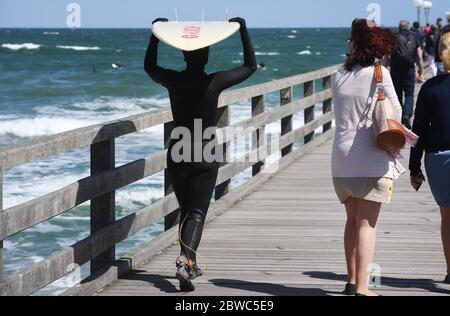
145, 17, 256, 292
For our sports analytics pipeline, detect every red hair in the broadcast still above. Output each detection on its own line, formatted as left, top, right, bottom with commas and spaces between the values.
345, 19, 397, 71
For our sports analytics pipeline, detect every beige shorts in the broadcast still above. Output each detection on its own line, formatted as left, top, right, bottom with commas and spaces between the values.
333, 177, 394, 204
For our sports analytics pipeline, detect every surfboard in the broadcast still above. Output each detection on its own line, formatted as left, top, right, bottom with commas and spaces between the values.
152, 21, 240, 51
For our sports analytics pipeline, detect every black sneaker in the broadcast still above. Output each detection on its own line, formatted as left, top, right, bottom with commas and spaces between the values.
402, 116, 412, 129
176, 256, 195, 292
189, 264, 204, 279
444, 274, 450, 284
343, 283, 356, 296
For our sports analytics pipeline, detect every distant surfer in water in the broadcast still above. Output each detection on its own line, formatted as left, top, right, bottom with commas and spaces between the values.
145, 17, 256, 292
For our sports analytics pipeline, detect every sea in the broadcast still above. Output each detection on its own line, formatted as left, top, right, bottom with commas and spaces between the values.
0, 28, 348, 294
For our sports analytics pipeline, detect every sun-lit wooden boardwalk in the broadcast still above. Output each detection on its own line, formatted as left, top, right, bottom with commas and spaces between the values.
2, 64, 447, 296
96, 138, 450, 296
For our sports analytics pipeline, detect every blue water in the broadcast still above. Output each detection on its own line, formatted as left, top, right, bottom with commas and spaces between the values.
0, 28, 348, 290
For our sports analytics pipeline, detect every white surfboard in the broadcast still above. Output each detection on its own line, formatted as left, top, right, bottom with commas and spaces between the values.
152, 21, 240, 51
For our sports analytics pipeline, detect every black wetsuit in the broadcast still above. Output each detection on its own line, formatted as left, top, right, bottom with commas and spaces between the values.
145, 25, 256, 262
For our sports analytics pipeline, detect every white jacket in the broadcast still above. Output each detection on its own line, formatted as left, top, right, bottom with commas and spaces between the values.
331, 64, 405, 179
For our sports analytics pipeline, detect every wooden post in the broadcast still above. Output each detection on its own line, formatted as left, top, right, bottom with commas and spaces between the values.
215, 105, 230, 200
252, 95, 265, 176
322, 75, 333, 133
304, 80, 315, 144
90, 139, 115, 274
280, 87, 293, 157
164, 121, 179, 231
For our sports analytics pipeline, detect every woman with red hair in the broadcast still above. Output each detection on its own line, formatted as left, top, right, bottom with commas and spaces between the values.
331, 19, 404, 296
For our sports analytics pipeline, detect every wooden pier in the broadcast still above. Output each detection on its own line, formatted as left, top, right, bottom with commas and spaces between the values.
0, 65, 448, 296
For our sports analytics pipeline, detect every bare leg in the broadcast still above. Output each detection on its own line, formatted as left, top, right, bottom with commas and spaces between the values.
344, 198, 359, 285
440, 207, 450, 274
356, 199, 381, 296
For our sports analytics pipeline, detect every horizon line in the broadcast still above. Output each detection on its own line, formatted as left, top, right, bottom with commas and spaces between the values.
0, 26, 398, 30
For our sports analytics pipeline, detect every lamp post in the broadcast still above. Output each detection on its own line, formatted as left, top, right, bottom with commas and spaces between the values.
423, 1, 433, 25
414, 0, 424, 24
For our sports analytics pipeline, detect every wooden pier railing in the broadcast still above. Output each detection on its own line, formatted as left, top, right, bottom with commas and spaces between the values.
0, 64, 339, 296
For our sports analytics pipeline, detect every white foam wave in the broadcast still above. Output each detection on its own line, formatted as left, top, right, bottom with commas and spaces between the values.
255, 52, 280, 56
288, 35, 296, 39
0, 116, 96, 138
117, 187, 164, 210
68, 96, 170, 112
3, 240, 16, 249
0, 96, 170, 139
3, 171, 87, 208
43, 32, 60, 35
56, 45, 101, 51
232, 60, 242, 64
29, 222, 65, 234
57, 215, 90, 222
2, 43, 41, 50
239, 52, 280, 56
298, 50, 312, 55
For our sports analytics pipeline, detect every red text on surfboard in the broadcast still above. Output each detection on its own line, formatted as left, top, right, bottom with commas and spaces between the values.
182, 26, 201, 39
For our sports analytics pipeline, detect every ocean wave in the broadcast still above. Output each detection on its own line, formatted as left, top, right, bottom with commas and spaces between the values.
56, 45, 101, 51
298, 50, 312, 55
29, 222, 65, 234
57, 215, 90, 222
43, 32, 60, 35
2, 43, 41, 50
70, 96, 169, 112
288, 35, 296, 39
117, 186, 164, 210
0, 116, 96, 138
255, 52, 280, 56
0, 96, 169, 143
3, 171, 87, 208
239, 52, 280, 56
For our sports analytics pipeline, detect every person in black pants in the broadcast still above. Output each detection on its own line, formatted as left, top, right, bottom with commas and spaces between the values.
425, 25, 438, 76
390, 20, 424, 129
145, 17, 257, 292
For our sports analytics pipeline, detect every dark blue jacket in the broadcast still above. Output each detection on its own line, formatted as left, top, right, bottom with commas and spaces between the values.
410, 74, 450, 175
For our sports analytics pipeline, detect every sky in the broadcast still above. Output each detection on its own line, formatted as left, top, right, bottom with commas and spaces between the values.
0, 0, 449, 28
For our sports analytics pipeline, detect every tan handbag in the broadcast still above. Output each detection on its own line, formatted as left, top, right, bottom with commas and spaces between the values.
372, 64, 406, 152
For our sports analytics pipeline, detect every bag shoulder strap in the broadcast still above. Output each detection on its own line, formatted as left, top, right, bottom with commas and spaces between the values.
374, 64, 385, 101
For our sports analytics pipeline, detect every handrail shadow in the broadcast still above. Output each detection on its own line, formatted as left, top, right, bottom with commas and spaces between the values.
303, 271, 450, 295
